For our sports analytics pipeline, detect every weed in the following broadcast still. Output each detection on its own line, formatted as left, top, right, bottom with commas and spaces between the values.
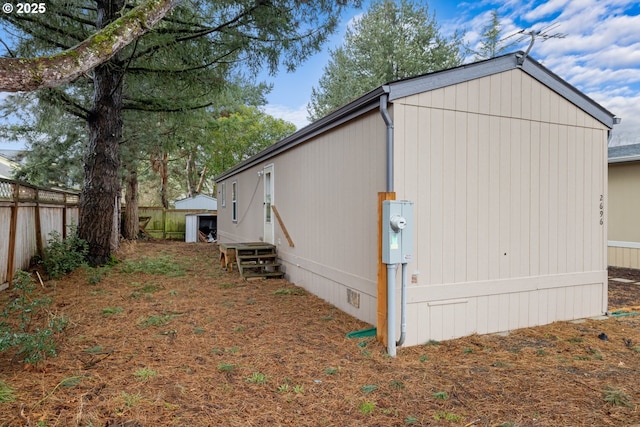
137, 314, 178, 328
273, 288, 305, 296
0, 380, 15, 403
632, 346, 640, 353
463, 347, 474, 354
86, 267, 105, 285
419, 354, 428, 362
217, 363, 235, 372
169, 289, 178, 296
390, 379, 404, 390
246, 298, 257, 305
360, 384, 378, 394
293, 385, 304, 394
324, 367, 339, 375
432, 391, 448, 401
246, 372, 268, 384
120, 256, 185, 277
219, 283, 236, 289
84, 345, 104, 354
102, 307, 123, 316
574, 355, 591, 361
358, 401, 376, 415
603, 386, 632, 407
233, 326, 245, 332
193, 327, 206, 335
42, 229, 88, 278
404, 415, 419, 425
567, 336, 583, 343
424, 339, 440, 346
0, 271, 68, 364
277, 384, 290, 393
120, 391, 142, 408
60, 376, 82, 388
134, 367, 157, 381
536, 349, 548, 357
433, 410, 461, 422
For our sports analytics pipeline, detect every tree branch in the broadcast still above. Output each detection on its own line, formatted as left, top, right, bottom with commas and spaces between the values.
0, 0, 182, 92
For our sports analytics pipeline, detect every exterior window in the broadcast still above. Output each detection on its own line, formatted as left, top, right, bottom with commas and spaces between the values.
221, 182, 226, 207
232, 181, 238, 223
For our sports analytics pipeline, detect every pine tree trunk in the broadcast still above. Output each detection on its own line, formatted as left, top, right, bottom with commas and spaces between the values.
161, 153, 169, 209
78, 0, 125, 265
123, 164, 139, 240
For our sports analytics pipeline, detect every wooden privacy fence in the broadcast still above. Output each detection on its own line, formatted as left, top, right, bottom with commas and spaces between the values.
0, 178, 79, 289
137, 206, 214, 240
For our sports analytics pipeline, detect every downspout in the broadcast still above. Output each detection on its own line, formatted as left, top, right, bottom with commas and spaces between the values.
380, 91, 407, 356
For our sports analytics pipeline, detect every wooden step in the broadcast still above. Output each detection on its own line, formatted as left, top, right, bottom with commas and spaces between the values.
242, 271, 285, 279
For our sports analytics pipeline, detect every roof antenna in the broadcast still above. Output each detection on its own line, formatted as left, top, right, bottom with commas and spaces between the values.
516, 24, 566, 65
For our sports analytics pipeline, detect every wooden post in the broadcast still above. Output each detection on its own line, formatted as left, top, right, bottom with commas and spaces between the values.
377, 191, 395, 346
34, 188, 43, 260
6, 183, 19, 286
62, 194, 68, 238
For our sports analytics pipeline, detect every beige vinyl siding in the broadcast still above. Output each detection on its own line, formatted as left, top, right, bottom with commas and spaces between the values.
608, 161, 640, 268
608, 246, 640, 269
217, 111, 386, 323
393, 69, 609, 344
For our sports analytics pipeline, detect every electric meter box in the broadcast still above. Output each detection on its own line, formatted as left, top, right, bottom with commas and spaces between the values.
382, 200, 414, 264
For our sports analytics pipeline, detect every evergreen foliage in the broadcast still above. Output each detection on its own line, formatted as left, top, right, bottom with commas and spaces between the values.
307, 0, 465, 121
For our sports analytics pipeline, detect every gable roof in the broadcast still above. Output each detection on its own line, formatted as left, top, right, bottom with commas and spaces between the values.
216, 51, 618, 182
609, 143, 640, 164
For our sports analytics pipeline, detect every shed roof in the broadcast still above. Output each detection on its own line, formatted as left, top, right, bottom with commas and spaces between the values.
216, 51, 617, 182
0, 153, 19, 179
608, 143, 640, 164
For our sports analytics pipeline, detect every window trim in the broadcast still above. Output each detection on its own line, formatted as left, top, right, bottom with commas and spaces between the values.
220, 182, 226, 207
231, 180, 238, 223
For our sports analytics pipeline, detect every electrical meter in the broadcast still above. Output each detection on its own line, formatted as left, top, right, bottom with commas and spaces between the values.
382, 200, 413, 264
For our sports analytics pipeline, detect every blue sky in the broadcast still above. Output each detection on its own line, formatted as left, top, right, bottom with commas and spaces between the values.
261, 0, 640, 146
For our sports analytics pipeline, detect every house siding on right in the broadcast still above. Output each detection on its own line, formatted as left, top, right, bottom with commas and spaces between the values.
392, 68, 609, 343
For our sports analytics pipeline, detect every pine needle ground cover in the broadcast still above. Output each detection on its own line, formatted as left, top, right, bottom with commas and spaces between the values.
1, 241, 638, 426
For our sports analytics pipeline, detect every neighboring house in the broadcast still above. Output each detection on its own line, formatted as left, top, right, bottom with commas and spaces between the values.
608, 143, 640, 269
174, 194, 217, 210
0, 150, 21, 179
215, 52, 617, 348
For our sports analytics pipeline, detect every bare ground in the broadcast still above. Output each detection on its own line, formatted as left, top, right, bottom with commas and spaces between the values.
1, 241, 639, 427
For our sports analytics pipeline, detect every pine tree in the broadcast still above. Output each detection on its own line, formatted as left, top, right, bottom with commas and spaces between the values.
307, 0, 464, 121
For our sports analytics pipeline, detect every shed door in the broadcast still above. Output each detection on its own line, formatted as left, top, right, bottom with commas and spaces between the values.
263, 164, 274, 244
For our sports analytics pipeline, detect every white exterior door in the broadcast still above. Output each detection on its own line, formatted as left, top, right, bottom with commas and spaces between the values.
263, 164, 274, 244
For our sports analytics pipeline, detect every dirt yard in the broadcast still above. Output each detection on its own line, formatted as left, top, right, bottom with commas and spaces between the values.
1, 241, 639, 427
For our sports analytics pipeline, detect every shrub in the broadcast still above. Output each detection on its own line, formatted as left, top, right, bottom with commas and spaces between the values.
0, 271, 68, 364
42, 229, 88, 278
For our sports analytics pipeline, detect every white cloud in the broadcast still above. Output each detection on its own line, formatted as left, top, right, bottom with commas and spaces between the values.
263, 104, 310, 131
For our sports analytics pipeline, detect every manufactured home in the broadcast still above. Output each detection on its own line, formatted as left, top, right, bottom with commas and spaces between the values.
608, 143, 640, 268
215, 52, 618, 350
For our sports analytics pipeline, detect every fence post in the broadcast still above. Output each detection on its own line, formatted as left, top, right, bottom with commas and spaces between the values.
6, 182, 19, 285
34, 188, 43, 259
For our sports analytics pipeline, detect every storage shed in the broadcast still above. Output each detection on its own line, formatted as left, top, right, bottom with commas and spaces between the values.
608, 143, 640, 268
215, 52, 618, 349
185, 213, 217, 243
174, 194, 217, 210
